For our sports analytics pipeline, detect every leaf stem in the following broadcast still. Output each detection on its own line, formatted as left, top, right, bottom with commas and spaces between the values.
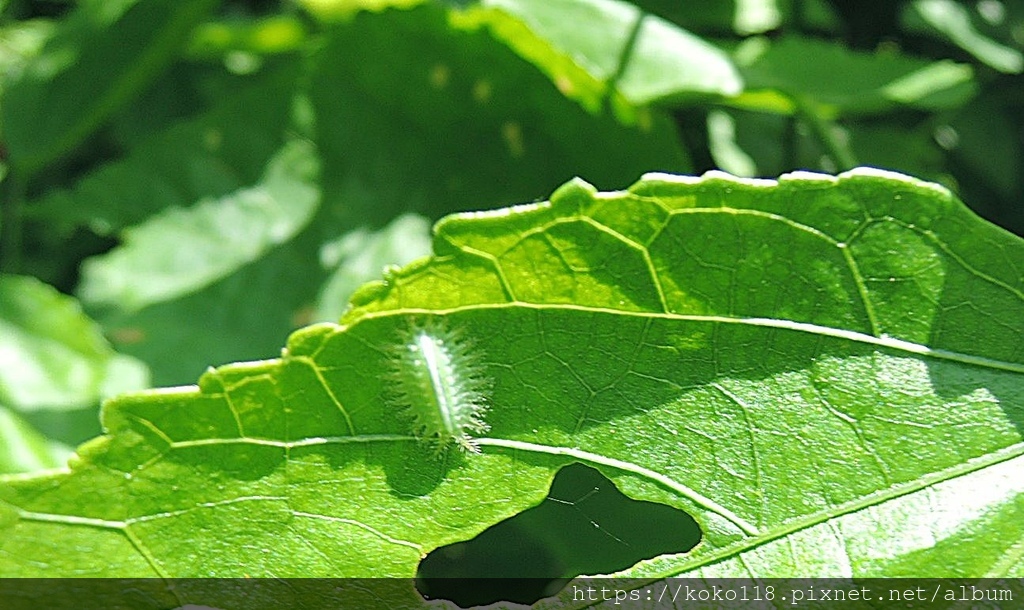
0, 169, 26, 274
783, 113, 798, 170
602, 10, 645, 114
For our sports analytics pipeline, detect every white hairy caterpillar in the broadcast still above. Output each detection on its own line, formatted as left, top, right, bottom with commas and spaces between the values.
389, 319, 491, 453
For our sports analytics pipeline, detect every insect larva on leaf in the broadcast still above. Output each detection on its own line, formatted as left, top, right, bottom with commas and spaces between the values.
388, 318, 491, 453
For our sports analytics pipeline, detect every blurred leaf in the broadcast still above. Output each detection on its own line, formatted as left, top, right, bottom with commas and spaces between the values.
26, 61, 299, 236
0, 405, 71, 474
97, 226, 324, 388
78, 139, 320, 313
467, 0, 742, 117
944, 92, 1022, 199
311, 3, 690, 227
731, 36, 977, 116
727, 0, 782, 35
905, 0, 1024, 74
298, 0, 425, 22
0, 17, 53, 98
631, 0, 844, 35
314, 212, 433, 323
27, 58, 313, 388
1, 170, 1021, 587
95, 168, 421, 390
187, 14, 306, 58
2, 0, 218, 177
705, 105, 853, 177
0, 274, 149, 412
846, 119, 946, 183
706, 109, 758, 177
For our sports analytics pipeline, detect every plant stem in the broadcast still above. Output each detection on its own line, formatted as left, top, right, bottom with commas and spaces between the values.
783, 113, 798, 170
602, 10, 644, 114
0, 169, 26, 274
792, 96, 858, 171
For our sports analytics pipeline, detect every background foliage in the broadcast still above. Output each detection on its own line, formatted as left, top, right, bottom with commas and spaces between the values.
0, 0, 1022, 594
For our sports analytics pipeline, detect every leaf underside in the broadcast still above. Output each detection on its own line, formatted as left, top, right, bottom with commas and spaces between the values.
0, 169, 1022, 607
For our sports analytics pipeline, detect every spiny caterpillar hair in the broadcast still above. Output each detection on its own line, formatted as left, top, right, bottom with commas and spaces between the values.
389, 318, 491, 453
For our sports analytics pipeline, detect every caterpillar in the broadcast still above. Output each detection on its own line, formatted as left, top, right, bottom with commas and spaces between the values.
389, 319, 491, 453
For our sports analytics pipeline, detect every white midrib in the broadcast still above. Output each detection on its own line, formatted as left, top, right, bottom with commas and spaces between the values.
362, 303, 1024, 374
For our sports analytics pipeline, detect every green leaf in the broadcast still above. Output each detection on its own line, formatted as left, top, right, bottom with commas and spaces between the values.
20, 60, 312, 388
311, 3, 690, 226
1, 169, 1020, 588
905, 0, 1024, 74
0, 18, 53, 98
297, 0, 426, 23
77, 139, 320, 313
313, 212, 433, 323
0, 405, 72, 475
94, 229, 325, 388
1, 0, 218, 178
26, 62, 300, 237
706, 109, 759, 177
186, 14, 307, 58
731, 36, 978, 117
632, 0, 785, 35
708, 107, 948, 182
466, 0, 742, 116
630, 0, 843, 35
943, 92, 1023, 200
0, 274, 149, 412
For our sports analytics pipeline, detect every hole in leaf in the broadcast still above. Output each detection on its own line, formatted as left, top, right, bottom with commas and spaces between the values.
416, 463, 702, 607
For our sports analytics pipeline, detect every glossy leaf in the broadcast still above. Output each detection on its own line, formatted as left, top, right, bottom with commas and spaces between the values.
0, 169, 1020, 595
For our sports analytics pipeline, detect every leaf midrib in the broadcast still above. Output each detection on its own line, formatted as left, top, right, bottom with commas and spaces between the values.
355, 304, 1024, 373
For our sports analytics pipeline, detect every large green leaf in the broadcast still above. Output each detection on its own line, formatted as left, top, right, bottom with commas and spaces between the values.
0, 170, 1021, 601
311, 2, 691, 228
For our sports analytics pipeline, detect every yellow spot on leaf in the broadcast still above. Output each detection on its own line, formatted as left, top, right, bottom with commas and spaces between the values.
502, 121, 525, 158
429, 64, 449, 89
555, 75, 575, 96
473, 79, 492, 103
110, 327, 146, 345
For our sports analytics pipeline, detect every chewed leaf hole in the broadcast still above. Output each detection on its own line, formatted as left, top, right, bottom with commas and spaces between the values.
415, 463, 702, 607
